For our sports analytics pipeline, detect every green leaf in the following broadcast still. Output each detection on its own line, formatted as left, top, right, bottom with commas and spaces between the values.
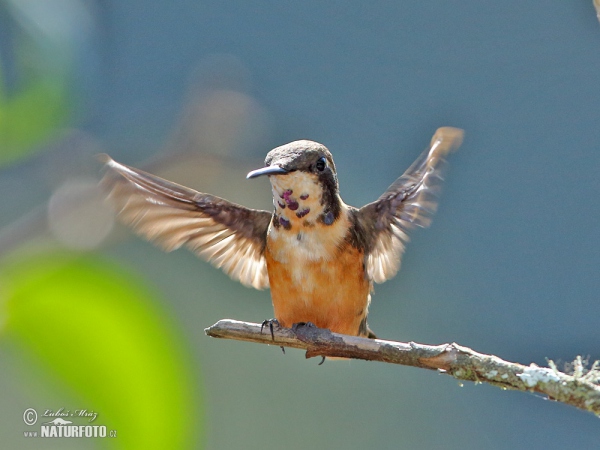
0, 253, 201, 449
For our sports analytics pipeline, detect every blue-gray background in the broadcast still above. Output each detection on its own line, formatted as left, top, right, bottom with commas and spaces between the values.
1, 1, 600, 449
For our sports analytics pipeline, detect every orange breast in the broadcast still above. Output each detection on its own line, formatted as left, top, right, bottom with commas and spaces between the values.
265, 235, 371, 336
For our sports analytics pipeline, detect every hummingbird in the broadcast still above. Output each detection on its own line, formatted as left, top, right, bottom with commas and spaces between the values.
100, 127, 463, 339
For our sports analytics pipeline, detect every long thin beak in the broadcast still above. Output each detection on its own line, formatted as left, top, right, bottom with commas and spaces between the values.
246, 165, 288, 179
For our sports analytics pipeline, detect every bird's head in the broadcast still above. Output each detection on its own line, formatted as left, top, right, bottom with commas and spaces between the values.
247, 140, 341, 228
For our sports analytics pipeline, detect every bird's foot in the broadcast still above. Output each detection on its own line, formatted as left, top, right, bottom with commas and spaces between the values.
261, 318, 280, 340
292, 322, 326, 365
291, 321, 317, 332
261, 318, 285, 354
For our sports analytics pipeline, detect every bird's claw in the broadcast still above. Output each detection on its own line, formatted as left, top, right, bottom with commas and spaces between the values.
261, 319, 285, 354
261, 318, 280, 341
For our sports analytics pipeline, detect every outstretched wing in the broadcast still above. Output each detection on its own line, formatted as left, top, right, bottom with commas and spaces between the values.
100, 156, 272, 289
355, 127, 464, 284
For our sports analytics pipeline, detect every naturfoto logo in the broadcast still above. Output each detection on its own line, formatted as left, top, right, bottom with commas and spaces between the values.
22, 407, 117, 439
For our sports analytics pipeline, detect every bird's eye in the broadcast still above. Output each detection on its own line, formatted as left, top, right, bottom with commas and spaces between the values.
315, 157, 326, 171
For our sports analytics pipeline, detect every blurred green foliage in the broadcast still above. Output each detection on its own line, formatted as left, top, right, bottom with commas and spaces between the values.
0, 0, 73, 167
0, 71, 71, 166
0, 253, 200, 449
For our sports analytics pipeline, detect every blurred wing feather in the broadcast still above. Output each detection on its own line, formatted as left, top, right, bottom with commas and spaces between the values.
100, 156, 271, 289
356, 127, 464, 283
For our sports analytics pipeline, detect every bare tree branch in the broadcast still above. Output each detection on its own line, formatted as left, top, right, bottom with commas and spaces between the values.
205, 319, 600, 416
